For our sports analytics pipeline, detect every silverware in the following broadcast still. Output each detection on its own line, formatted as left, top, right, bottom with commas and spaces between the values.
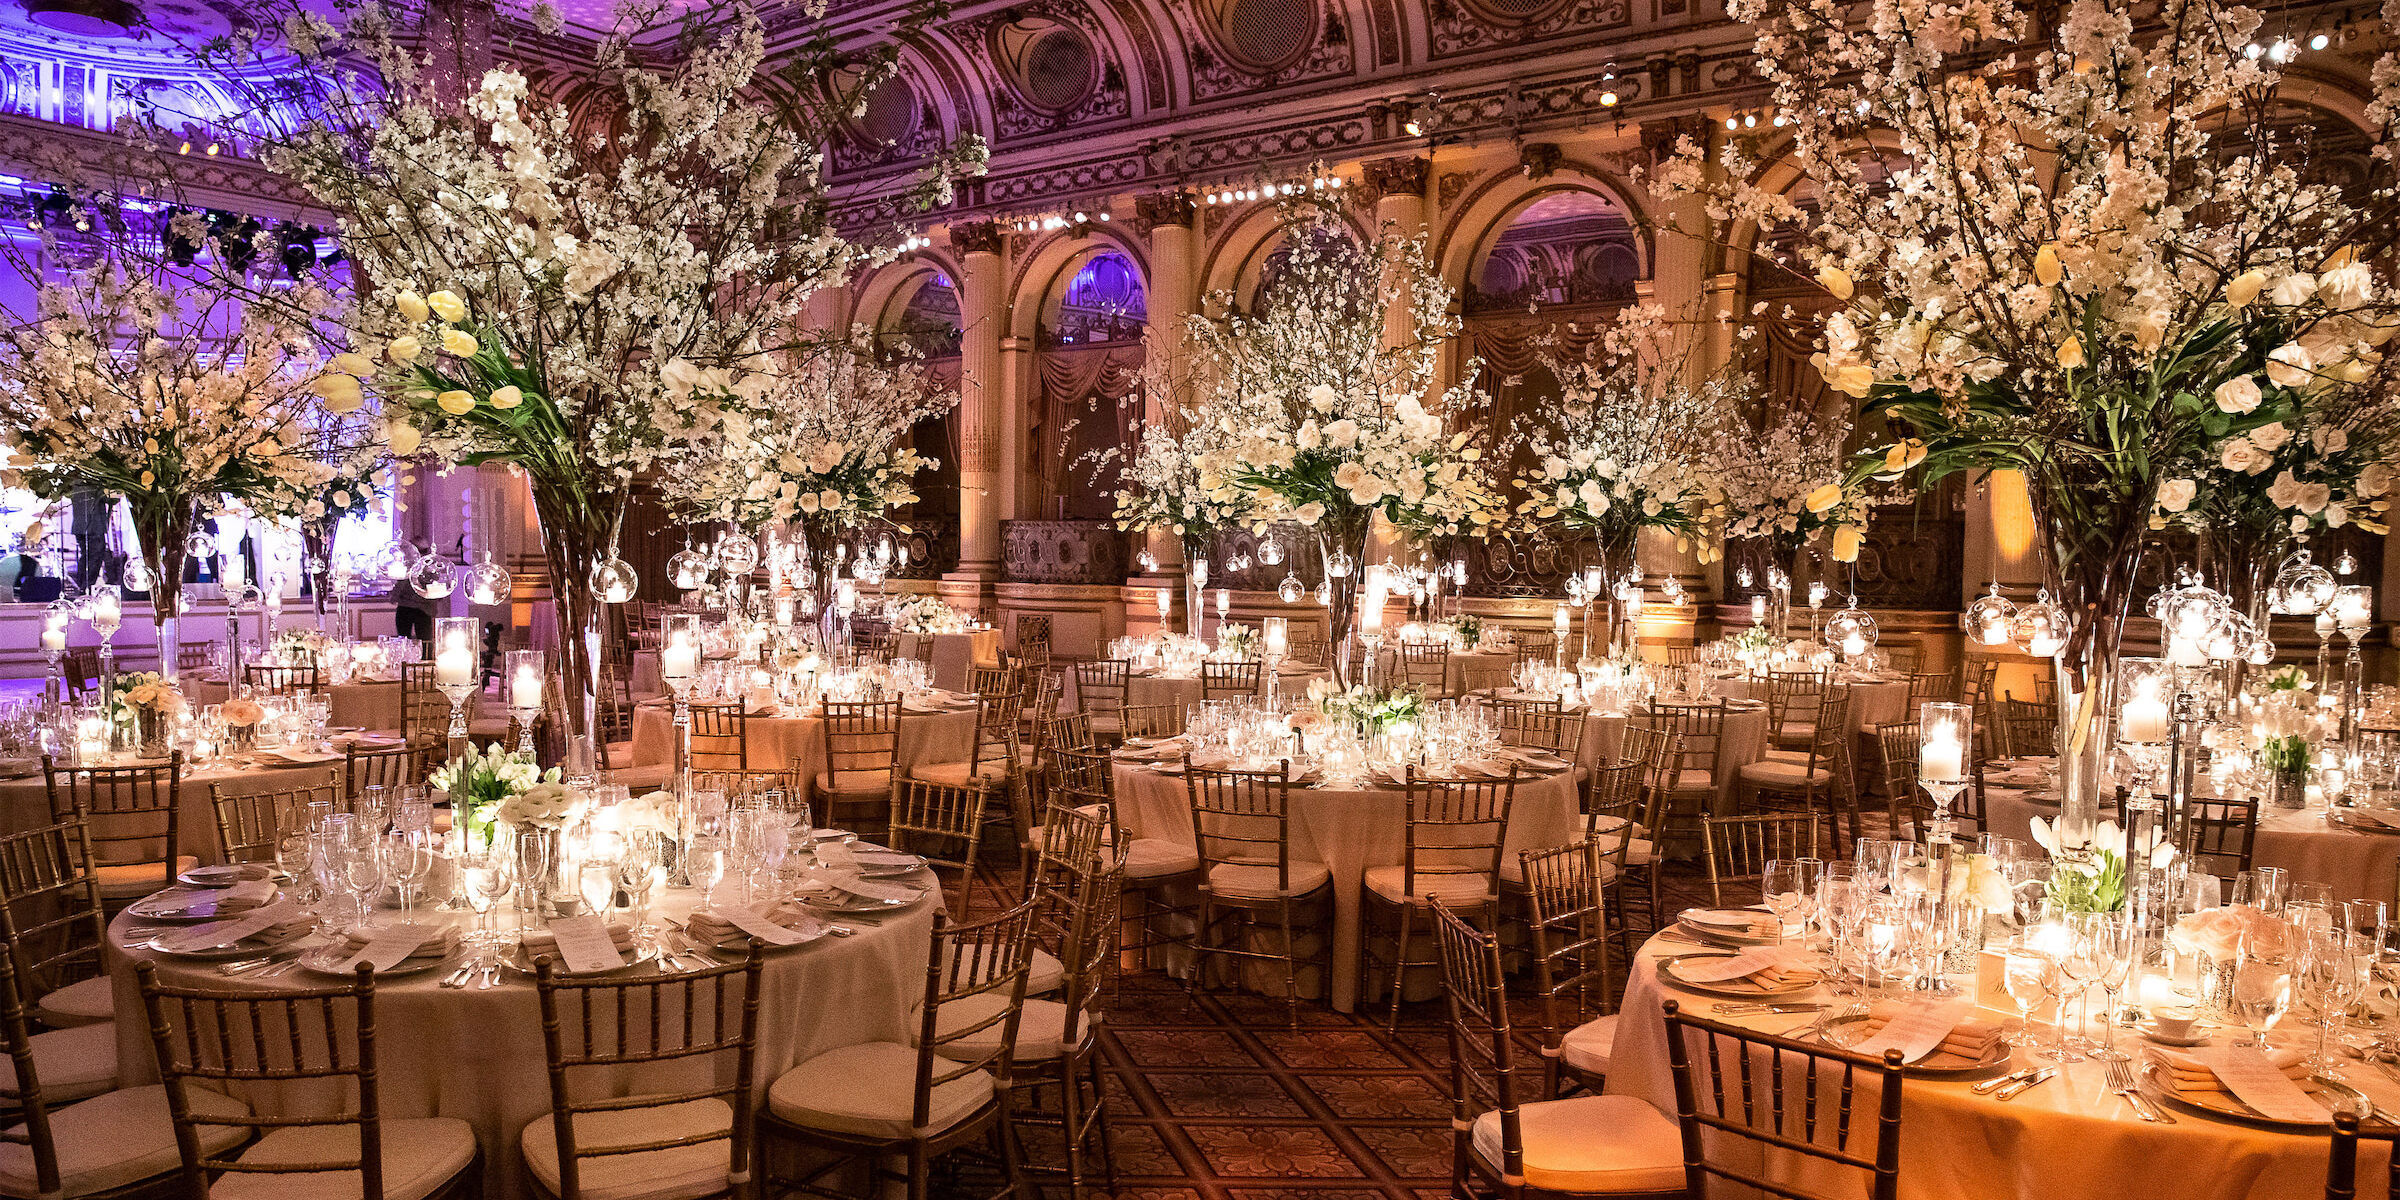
477, 963, 497, 990
2105, 1059, 2175, 1123
823, 926, 855, 938
1713, 1002, 1825, 1016
1995, 1068, 2056, 1100
1972, 1067, 2040, 1096
439, 962, 475, 989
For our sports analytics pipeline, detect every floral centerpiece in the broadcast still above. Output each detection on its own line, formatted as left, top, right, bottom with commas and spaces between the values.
431, 743, 568, 849
1108, 416, 1248, 632
2028, 816, 2175, 913
882, 595, 966, 636
269, 627, 332, 669
2170, 904, 2292, 1013
1180, 199, 1506, 682
110, 671, 183, 757
190, 0, 986, 767
1215, 623, 1258, 660
1708, 400, 1870, 580
1299, 678, 1427, 737
2251, 667, 2325, 807
1662, 0, 2400, 849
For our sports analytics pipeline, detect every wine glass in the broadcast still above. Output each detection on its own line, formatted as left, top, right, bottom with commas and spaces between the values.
688, 834, 728, 907
277, 825, 316, 903
2341, 899, 2390, 961
2300, 926, 2363, 1075
457, 847, 514, 953
1761, 860, 1817, 937
2233, 867, 2289, 912
616, 829, 664, 947
2234, 913, 2297, 1048
2059, 915, 2107, 1049
341, 830, 385, 933
2002, 939, 2055, 1049
2081, 912, 2137, 1061
379, 829, 433, 915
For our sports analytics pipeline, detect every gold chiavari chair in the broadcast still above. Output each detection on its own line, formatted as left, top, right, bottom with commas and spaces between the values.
2328, 1112, 2400, 1200
1118, 703, 1184, 740
1364, 767, 1517, 1031
763, 902, 1037, 1200
524, 947, 765, 1200
345, 740, 439, 805
1518, 839, 1625, 1098
1617, 724, 1684, 937
692, 767, 812, 809
1741, 690, 1859, 844
1044, 711, 1098, 756
243, 662, 325, 696
686, 702, 750, 775
1643, 699, 1726, 855
398, 661, 448, 746
177, 641, 214, 673
1286, 622, 1328, 668
1012, 613, 1055, 673
1699, 811, 1825, 908
1877, 721, 1926, 840
136, 961, 481, 1199
1184, 759, 1331, 1025
1998, 695, 2059, 757
1909, 669, 1963, 705
1489, 696, 1585, 759
980, 833, 1121, 1200
62, 648, 99, 701
1511, 630, 1556, 671
2189, 794, 2263, 884
888, 777, 996, 913
0, 816, 118, 1035
818, 699, 902, 835
44, 752, 187, 903
213, 771, 342, 866
1039, 748, 1199, 974
1647, 643, 1699, 667
1763, 670, 1828, 753
1432, 902, 1683, 1198
1391, 640, 1452, 696
912, 688, 1022, 790
1881, 642, 1922, 674
1661, 1001, 1909, 1200
1072, 659, 1133, 743
1200, 659, 1264, 702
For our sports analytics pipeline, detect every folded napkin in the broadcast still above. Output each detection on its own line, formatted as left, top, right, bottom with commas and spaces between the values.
803, 868, 925, 903
153, 913, 314, 954
219, 879, 279, 911
519, 921, 637, 955
337, 923, 461, 961
1750, 962, 1822, 987
190, 863, 276, 884
2152, 1044, 2310, 1092
1859, 1001, 2004, 1059
688, 900, 814, 945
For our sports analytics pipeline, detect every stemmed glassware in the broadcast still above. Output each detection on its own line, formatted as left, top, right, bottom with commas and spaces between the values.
2233, 912, 2297, 1049
340, 828, 385, 933
2002, 937, 2056, 1050
2300, 926, 2364, 1075
2080, 912, 2137, 1061
379, 829, 434, 915
617, 829, 665, 947
579, 831, 626, 920
1761, 859, 1821, 938
456, 844, 514, 954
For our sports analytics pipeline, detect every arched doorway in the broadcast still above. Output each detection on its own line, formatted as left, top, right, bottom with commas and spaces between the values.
1030, 246, 1147, 519
875, 267, 966, 574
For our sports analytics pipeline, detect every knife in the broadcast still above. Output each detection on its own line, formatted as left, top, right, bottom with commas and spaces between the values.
1972, 1067, 2039, 1095
1713, 1002, 1826, 1016
1995, 1068, 2056, 1100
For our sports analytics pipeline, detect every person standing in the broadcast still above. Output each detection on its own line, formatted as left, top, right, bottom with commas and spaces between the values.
390, 539, 437, 647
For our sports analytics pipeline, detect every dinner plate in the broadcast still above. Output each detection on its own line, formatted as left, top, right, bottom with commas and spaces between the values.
1683, 907, 1772, 930
177, 864, 288, 889
2331, 808, 2400, 834
1818, 1013, 2011, 1077
502, 940, 659, 976
1656, 952, 1817, 999
2135, 1056, 2372, 1128
127, 889, 282, 923
2136, 1024, 2215, 1047
1668, 920, 1784, 948
850, 853, 929, 878
797, 883, 927, 913
296, 942, 459, 977
141, 925, 314, 960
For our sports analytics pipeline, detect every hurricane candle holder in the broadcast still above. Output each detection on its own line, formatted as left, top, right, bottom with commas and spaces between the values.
659, 613, 703, 886
1262, 617, 1288, 701
39, 605, 68, 715
86, 587, 123, 751
505, 648, 546, 758
1552, 603, 1570, 670
1917, 701, 1973, 989
2336, 585, 2374, 744
1359, 585, 1386, 690
432, 616, 479, 761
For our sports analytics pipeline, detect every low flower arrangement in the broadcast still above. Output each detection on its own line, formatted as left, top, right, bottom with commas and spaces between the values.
110, 671, 183, 725
1215, 623, 1257, 660
430, 743, 566, 847
2029, 816, 2175, 913
882, 594, 966, 635
1296, 679, 1427, 737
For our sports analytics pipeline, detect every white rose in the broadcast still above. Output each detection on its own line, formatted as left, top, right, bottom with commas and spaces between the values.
2157, 478, 2197, 512
2250, 421, 2293, 451
1295, 421, 1322, 451
2361, 463, 2393, 497
2320, 262, 2376, 309
2212, 376, 2261, 414
2269, 274, 2318, 307
1323, 419, 1360, 449
2266, 343, 2317, 388
2220, 439, 2268, 474
1306, 384, 1341, 411
1577, 479, 1611, 515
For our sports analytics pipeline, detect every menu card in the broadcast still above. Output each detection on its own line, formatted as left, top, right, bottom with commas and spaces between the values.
2190, 1044, 2327, 1121
340, 922, 440, 973
153, 900, 302, 953
1850, 997, 1972, 1063
1675, 942, 1804, 983
709, 904, 825, 947
544, 915, 628, 974
805, 867, 922, 903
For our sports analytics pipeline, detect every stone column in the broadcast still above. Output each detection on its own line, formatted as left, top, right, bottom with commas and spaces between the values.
1136, 190, 1199, 592
1636, 116, 1723, 641
948, 221, 1006, 597
1359, 156, 1432, 576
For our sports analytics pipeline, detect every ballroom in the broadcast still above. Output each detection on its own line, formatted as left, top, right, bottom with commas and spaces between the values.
2, 0, 2399, 1196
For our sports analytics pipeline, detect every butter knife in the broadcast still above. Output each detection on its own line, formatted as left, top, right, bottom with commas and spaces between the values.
1972, 1067, 2039, 1096
1995, 1068, 2056, 1100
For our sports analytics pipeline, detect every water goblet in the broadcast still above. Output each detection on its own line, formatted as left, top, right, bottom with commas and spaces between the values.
2234, 912, 2298, 1049
2002, 939, 2055, 1049
457, 847, 514, 952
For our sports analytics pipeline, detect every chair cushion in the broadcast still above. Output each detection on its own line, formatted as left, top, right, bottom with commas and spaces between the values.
0, 1083, 250, 1199
1740, 758, 1830, 789
1363, 865, 1494, 906
215, 1117, 478, 1200
0, 1021, 118, 1104
909, 760, 1011, 788
1772, 721, 1818, 743
1558, 1014, 1619, 1076
1206, 859, 1332, 900
814, 770, 893, 798
1121, 838, 1200, 879
768, 1042, 995, 1140
35, 976, 116, 1027
601, 763, 673, 791
1469, 1095, 1683, 1193
933, 995, 1088, 1062
520, 1096, 732, 1200
1592, 833, 1655, 868
95, 856, 200, 899
1083, 714, 1123, 734
1664, 768, 1717, 797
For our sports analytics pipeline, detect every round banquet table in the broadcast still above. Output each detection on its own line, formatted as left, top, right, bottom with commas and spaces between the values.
1716, 670, 1915, 741
0, 747, 382, 861
1109, 757, 1582, 1012
1066, 663, 1328, 713
623, 700, 977, 803
893, 630, 1001, 693
186, 675, 406, 732
1608, 928, 2396, 1199
104, 873, 939, 1198
1429, 649, 1516, 697
1983, 770, 2400, 903
1469, 693, 1773, 809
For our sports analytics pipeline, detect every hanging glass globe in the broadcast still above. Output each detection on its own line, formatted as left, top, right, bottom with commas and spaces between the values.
715, 532, 759, 575
1314, 579, 1331, 606
2272, 549, 2337, 615
667, 546, 711, 590
185, 529, 216, 559
2011, 590, 2069, 658
378, 545, 409, 581
797, 592, 819, 619
228, 583, 262, 614
407, 551, 455, 600
1824, 601, 1879, 658
1963, 583, 2016, 647
463, 553, 512, 606
121, 556, 155, 593
1260, 539, 1284, 567
2336, 549, 2360, 576
1277, 572, 1305, 604
45, 597, 74, 631
590, 557, 639, 604
1137, 548, 1158, 573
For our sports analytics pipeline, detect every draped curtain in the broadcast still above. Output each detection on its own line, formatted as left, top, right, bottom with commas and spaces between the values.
1035, 343, 1146, 520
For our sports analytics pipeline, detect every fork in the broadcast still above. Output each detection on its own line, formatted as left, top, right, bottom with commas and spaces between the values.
2104, 1059, 2174, 1123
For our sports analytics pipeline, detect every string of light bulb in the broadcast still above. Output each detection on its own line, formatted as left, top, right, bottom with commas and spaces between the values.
1201, 174, 1347, 207
1004, 209, 1114, 235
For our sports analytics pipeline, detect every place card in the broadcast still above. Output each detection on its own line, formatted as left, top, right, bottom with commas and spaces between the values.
1849, 997, 1972, 1063
153, 900, 302, 953
2189, 1044, 2327, 1121
1674, 943, 1803, 983
806, 867, 922, 903
709, 904, 824, 946
340, 922, 441, 973
544, 915, 627, 973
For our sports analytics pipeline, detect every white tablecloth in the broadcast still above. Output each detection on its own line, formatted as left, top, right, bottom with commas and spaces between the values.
1609, 930, 2394, 1199
188, 676, 406, 731
1109, 760, 1581, 1011
625, 701, 977, 805
893, 630, 1001, 692
106, 874, 939, 1198
0, 752, 359, 861
1983, 776, 2400, 902
1066, 664, 1328, 714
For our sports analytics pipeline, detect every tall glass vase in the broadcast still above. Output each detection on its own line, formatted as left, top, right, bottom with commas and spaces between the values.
528, 481, 622, 786
1316, 516, 1372, 689
2030, 489, 2150, 860
127, 499, 192, 687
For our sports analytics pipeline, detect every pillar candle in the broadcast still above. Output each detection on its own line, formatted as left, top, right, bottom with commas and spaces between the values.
434, 633, 473, 688
660, 632, 699, 683
510, 660, 543, 710
2121, 681, 2169, 743
1920, 723, 1964, 782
